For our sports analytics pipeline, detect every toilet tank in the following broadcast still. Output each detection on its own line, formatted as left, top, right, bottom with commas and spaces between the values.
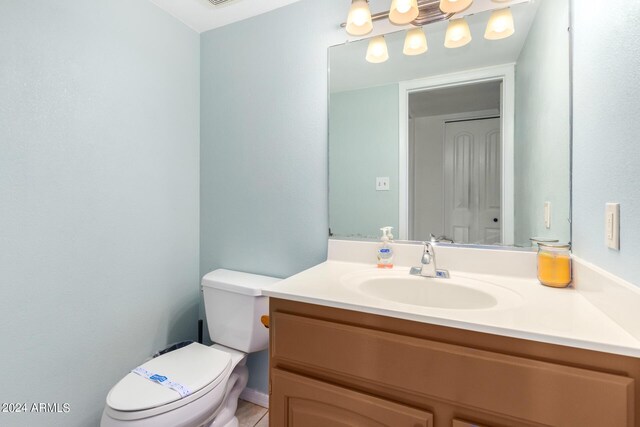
201, 269, 279, 353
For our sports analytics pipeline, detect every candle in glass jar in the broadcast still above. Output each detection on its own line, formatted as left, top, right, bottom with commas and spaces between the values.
537, 243, 572, 288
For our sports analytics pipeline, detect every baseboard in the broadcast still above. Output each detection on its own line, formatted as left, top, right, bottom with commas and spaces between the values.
240, 387, 269, 408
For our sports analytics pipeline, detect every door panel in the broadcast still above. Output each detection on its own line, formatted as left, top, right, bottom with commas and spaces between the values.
445, 118, 501, 244
445, 131, 474, 244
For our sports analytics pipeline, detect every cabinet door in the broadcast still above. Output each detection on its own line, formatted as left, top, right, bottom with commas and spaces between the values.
271, 369, 433, 427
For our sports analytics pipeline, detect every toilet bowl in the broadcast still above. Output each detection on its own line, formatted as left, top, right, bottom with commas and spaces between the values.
100, 269, 279, 427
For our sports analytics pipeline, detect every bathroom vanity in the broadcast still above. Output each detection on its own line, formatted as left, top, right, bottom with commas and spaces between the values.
263, 241, 640, 427
269, 298, 636, 427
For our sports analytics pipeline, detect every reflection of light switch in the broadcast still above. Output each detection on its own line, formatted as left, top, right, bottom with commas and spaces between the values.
605, 203, 620, 250
544, 202, 551, 229
376, 177, 390, 191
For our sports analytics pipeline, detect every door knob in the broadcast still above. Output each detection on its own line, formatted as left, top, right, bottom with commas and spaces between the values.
493, 218, 499, 223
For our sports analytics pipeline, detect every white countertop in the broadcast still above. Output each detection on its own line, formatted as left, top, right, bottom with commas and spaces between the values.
263, 259, 640, 358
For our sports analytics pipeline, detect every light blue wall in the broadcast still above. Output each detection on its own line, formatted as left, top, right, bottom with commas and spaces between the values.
572, 0, 640, 285
514, 0, 571, 246
329, 85, 399, 239
0, 1, 200, 425
200, 0, 346, 394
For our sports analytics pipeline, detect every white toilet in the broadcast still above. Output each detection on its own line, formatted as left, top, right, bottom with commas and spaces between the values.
101, 269, 278, 427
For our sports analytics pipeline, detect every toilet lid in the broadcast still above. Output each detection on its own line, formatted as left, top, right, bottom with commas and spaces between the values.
107, 343, 231, 412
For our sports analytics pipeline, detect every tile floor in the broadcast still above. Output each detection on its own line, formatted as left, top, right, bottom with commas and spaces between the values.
236, 400, 268, 427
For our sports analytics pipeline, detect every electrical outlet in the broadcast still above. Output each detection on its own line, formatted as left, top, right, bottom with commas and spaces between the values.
605, 203, 620, 250
544, 202, 551, 229
376, 177, 390, 191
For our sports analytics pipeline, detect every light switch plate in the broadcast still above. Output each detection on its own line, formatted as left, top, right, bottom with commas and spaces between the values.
376, 177, 390, 191
544, 201, 551, 229
605, 203, 620, 250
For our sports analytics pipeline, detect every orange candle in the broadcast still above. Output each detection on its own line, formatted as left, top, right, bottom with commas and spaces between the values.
537, 243, 572, 288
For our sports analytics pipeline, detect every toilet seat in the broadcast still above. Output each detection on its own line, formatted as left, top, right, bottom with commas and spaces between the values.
105, 343, 232, 421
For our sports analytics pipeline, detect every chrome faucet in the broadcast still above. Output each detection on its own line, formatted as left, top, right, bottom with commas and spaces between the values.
410, 242, 450, 278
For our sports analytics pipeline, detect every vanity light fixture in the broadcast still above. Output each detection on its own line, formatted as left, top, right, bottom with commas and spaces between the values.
343, 1, 516, 62
403, 27, 428, 55
366, 36, 390, 63
444, 18, 472, 48
439, 0, 473, 14
484, 8, 515, 40
389, 0, 420, 25
346, 0, 373, 36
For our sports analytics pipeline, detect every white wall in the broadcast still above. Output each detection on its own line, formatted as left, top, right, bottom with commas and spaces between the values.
329, 85, 400, 239
200, 0, 347, 396
572, 0, 640, 285
514, 0, 571, 246
0, 1, 200, 425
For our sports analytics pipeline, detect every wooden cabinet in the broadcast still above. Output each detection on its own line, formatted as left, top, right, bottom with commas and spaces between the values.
271, 369, 433, 426
269, 298, 640, 427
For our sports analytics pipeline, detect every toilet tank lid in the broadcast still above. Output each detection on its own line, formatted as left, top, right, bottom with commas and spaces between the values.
201, 269, 280, 296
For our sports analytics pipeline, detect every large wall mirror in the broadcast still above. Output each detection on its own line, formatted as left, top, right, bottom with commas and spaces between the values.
329, 0, 571, 248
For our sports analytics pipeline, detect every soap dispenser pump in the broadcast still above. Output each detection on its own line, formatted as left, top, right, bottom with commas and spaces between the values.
377, 226, 394, 269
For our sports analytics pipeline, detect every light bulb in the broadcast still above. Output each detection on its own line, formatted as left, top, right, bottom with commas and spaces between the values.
366, 36, 389, 63
485, 8, 515, 40
445, 18, 472, 48
346, 0, 373, 36
494, 19, 507, 32
352, 10, 367, 26
403, 28, 428, 56
396, 0, 412, 13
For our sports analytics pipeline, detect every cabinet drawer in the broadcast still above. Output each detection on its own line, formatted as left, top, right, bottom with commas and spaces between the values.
271, 369, 433, 427
271, 312, 634, 426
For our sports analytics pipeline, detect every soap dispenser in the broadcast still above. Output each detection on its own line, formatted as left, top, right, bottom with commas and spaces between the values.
377, 226, 394, 269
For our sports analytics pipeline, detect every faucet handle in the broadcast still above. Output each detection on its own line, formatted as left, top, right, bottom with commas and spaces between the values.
421, 241, 433, 264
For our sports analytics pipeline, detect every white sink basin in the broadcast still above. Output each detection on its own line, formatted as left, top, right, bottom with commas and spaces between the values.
341, 270, 522, 310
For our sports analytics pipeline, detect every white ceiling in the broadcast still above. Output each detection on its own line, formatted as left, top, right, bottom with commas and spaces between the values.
149, 0, 305, 33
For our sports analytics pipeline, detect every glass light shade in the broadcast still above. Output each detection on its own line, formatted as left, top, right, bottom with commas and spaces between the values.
484, 8, 515, 40
346, 0, 373, 36
403, 28, 428, 55
444, 18, 472, 48
366, 36, 389, 63
439, 0, 473, 13
389, 0, 419, 25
